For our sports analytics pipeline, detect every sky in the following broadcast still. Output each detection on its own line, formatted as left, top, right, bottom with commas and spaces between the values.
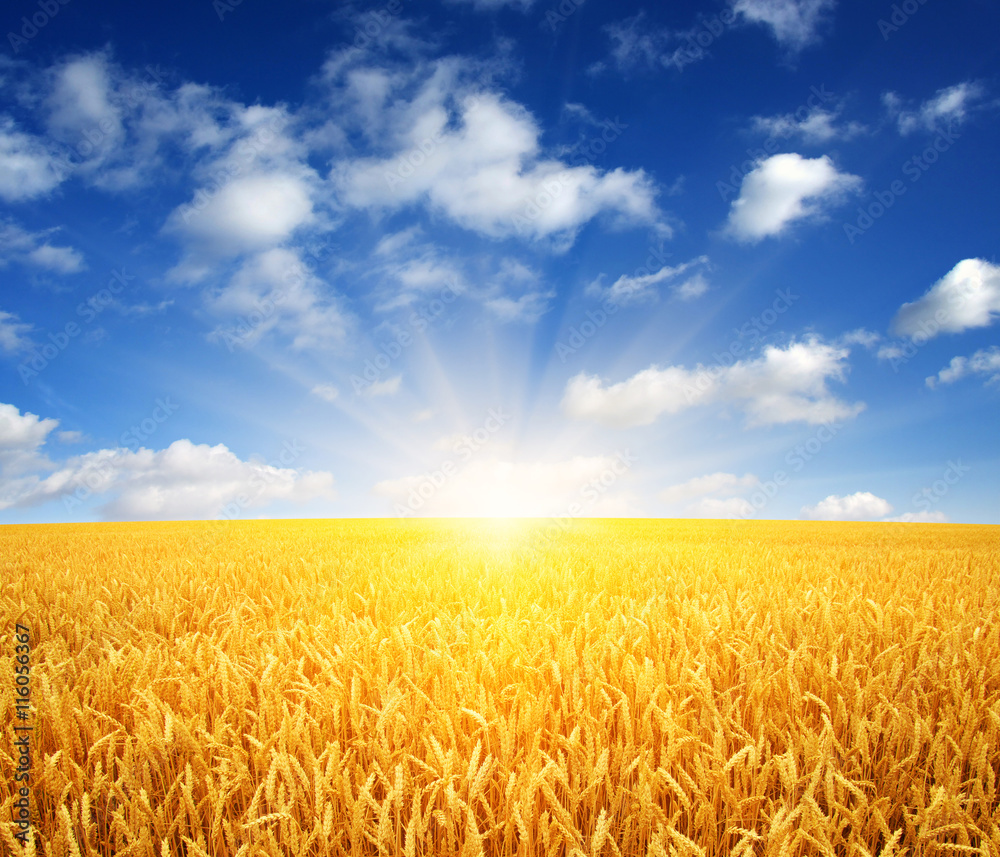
0, 0, 998, 524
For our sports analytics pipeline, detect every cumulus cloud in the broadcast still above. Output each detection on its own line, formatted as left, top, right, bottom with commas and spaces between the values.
725, 153, 862, 242
926, 347, 1000, 389
883, 81, 988, 135
891, 258, 1000, 339
373, 454, 635, 517
800, 491, 893, 521
0, 219, 86, 273
562, 337, 864, 429
0, 403, 58, 480
166, 172, 317, 263
0, 311, 34, 354
0, 117, 67, 201
11, 439, 335, 520
45, 53, 125, 160
205, 248, 350, 351
660, 472, 759, 517
732, 0, 836, 50
750, 106, 865, 143
335, 73, 661, 244
588, 256, 709, 305
0, 400, 337, 519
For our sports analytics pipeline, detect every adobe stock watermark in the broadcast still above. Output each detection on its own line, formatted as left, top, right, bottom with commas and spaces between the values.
738, 419, 845, 519
540, 0, 585, 33
844, 122, 960, 243
391, 408, 511, 517
213, 0, 248, 22
6, 0, 72, 53
664, 9, 742, 72
911, 459, 969, 514
878, 0, 932, 41
717, 85, 837, 202
351, 283, 459, 395
682, 288, 799, 404
349, 0, 403, 50
218, 439, 307, 520
18, 268, 137, 384
564, 117, 630, 168
511, 117, 628, 235
529, 449, 638, 551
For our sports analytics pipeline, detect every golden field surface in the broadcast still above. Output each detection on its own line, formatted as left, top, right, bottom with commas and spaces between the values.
1, 518, 999, 857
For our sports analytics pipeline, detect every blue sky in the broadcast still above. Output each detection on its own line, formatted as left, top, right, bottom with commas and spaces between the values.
0, 0, 998, 524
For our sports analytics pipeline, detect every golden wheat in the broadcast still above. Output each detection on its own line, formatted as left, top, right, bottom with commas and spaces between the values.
1, 518, 998, 856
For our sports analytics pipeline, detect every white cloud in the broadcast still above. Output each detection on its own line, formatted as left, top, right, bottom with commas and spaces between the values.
485, 291, 555, 323
166, 172, 316, 262
0, 401, 336, 519
9, 439, 335, 520
725, 153, 862, 242
481, 257, 553, 322
336, 75, 661, 243
597, 13, 675, 74
685, 496, 756, 518
311, 384, 340, 403
876, 343, 905, 361
363, 375, 402, 397
732, 0, 836, 50
0, 117, 67, 201
660, 471, 759, 504
27, 244, 86, 274
673, 273, 710, 301
0, 310, 34, 354
374, 226, 422, 256
0, 219, 86, 273
838, 328, 880, 348
883, 81, 988, 135
206, 248, 349, 351
588, 256, 709, 305
0, 403, 57, 479
926, 347, 1000, 389
750, 106, 865, 144
373, 454, 635, 517
660, 471, 760, 518
45, 53, 124, 158
883, 510, 948, 523
891, 259, 1000, 339
800, 491, 893, 521
562, 337, 864, 428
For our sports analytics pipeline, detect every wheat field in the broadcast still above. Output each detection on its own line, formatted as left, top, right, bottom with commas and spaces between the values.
1, 518, 998, 856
